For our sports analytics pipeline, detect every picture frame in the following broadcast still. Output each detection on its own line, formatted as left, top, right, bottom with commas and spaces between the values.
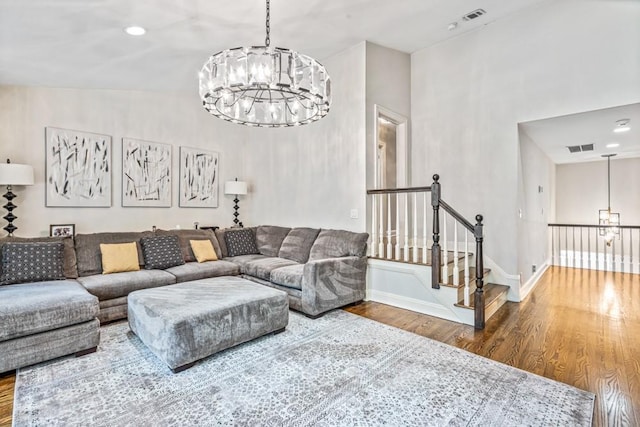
45, 127, 112, 207
122, 138, 172, 207
49, 224, 75, 237
179, 147, 219, 208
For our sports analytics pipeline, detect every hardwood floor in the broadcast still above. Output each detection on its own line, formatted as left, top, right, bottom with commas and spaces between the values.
0, 266, 638, 426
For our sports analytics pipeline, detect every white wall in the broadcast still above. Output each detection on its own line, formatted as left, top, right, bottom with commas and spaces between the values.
410, 0, 640, 274
556, 157, 640, 225
517, 129, 555, 283
0, 86, 247, 236
243, 42, 367, 231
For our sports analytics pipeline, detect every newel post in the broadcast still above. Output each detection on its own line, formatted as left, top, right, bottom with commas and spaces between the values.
431, 174, 441, 289
474, 214, 485, 329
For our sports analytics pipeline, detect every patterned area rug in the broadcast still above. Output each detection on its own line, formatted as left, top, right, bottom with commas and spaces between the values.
13, 311, 594, 426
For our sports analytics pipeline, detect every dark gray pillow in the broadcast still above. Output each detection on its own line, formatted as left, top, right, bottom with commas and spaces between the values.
140, 235, 185, 270
225, 229, 259, 257
1, 242, 65, 285
278, 228, 320, 264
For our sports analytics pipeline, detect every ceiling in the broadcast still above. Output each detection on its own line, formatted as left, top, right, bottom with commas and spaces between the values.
0, 0, 547, 91
520, 103, 640, 165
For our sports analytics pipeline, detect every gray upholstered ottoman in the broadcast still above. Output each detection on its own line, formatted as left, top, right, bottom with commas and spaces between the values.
128, 276, 289, 372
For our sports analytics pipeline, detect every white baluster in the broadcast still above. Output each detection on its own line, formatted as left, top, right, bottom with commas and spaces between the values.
386, 194, 392, 260
464, 230, 470, 306
378, 194, 384, 257
422, 192, 427, 264
442, 212, 448, 285
395, 194, 400, 261
413, 193, 418, 263
371, 195, 377, 257
453, 222, 459, 287
403, 193, 409, 262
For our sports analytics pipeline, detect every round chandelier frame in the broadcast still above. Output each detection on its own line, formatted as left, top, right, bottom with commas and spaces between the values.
198, 1, 331, 127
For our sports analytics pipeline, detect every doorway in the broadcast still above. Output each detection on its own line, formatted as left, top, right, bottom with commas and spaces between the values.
374, 105, 408, 189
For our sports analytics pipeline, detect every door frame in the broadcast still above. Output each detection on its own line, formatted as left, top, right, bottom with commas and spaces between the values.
374, 104, 409, 189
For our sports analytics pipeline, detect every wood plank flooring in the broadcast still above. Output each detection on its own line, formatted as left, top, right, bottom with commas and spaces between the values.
1, 266, 638, 426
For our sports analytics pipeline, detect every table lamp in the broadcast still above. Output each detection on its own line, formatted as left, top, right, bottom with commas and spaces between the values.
224, 178, 248, 227
0, 159, 35, 236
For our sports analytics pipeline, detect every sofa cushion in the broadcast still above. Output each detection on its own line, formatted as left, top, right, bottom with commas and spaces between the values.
75, 231, 153, 276
165, 260, 240, 282
225, 229, 259, 257
243, 257, 299, 281
140, 235, 185, 270
214, 228, 228, 258
76, 269, 176, 300
270, 264, 304, 290
156, 229, 223, 261
190, 240, 218, 262
0, 236, 78, 278
0, 280, 99, 341
225, 254, 269, 274
1, 242, 65, 285
308, 229, 369, 261
100, 242, 140, 274
278, 227, 321, 264
255, 226, 291, 257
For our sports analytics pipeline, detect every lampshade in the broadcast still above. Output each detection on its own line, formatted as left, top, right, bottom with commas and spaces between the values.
224, 180, 247, 196
0, 162, 34, 186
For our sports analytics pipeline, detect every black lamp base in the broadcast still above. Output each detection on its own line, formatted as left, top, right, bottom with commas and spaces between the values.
3, 185, 17, 236
232, 197, 243, 228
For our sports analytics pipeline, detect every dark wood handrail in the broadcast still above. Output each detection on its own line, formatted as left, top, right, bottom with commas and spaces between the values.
439, 199, 474, 233
366, 186, 432, 195
549, 223, 640, 229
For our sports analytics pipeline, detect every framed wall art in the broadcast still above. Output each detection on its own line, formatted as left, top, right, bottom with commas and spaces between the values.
122, 138, 172, 207
45, 127, 112, 207
179, 147, 219, 208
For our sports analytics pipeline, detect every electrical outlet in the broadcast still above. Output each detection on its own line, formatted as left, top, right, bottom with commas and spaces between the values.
532, 264, 537, 273
350, 209, 359, 219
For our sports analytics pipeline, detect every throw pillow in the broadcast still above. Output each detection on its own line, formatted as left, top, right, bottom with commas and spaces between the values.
0, 241, 65, 285
224, 229, 259, 257
100, 242, 140, 274
140, 235, 185, 269
190, 240, 218, 262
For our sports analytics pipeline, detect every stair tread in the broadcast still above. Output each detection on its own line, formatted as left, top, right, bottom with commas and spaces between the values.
440, 268, 490, 288
454, 283, 510, 310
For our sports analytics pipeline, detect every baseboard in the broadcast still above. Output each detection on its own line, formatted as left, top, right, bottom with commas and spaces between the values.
483, 255, 520, 301
366, 289, 461, 324
519, 258, 550, 302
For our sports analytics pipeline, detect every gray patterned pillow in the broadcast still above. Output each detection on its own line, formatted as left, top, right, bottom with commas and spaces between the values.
225, 229, 259, 257
0, 242, 65, 285
140, 235, 185, 270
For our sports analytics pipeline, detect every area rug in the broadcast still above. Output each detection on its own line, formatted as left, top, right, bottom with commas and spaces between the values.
13, 311, 594, 426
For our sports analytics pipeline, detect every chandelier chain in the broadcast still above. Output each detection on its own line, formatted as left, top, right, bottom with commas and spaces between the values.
265, 0, 271, 47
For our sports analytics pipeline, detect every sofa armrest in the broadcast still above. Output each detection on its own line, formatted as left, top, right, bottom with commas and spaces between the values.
301, 256, 367, 317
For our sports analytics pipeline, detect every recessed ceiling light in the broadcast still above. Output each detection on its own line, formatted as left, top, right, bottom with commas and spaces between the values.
613, 118, 630, 133
125, 26, 146, 36
606, 142, 620, 148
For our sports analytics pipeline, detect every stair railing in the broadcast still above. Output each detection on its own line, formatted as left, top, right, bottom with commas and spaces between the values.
367, 174, 486, 329
548, 223, 640, 273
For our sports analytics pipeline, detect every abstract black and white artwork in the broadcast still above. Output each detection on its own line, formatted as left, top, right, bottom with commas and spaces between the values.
45, 127, 112, 207
179, 147, 219, 208
122, 138, 172, 207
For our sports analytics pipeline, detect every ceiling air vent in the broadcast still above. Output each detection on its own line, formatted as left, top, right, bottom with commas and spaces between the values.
567, 145, 581, 153
463, 9, 486, 21
567, 144, 594, 153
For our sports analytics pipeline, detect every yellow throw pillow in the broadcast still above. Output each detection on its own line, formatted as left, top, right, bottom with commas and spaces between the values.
190, 240, 218, 263
100, 242, 140, 274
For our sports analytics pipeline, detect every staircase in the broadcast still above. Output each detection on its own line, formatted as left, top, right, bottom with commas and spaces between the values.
367, 175, 511, 329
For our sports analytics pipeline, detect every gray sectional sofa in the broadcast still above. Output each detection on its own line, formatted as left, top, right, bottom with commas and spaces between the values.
0, 225, 368, 373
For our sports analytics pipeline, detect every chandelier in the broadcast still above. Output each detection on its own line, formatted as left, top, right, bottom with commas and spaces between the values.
198, 0, 331, 127
598, 153, 620, 246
